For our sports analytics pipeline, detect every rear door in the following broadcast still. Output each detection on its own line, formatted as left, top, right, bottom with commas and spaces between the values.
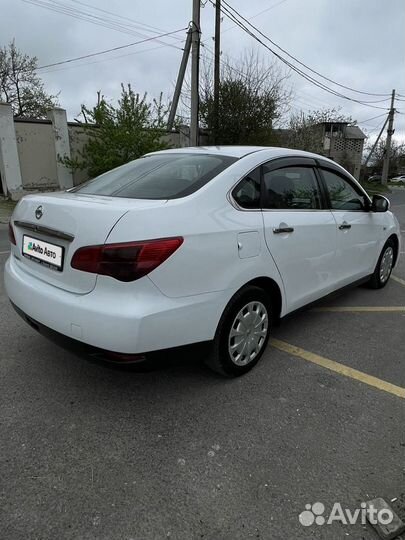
261, 158, 337, 312
318, 165, 383, 286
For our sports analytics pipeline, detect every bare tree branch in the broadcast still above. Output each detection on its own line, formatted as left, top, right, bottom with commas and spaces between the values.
0, 39, 58, 118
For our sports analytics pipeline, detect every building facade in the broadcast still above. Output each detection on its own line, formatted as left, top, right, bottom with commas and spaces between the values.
321, 122, 366, 180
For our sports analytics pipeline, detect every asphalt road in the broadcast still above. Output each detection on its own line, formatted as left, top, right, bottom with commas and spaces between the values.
1, 192, 405, 540
0, 224, 9, 253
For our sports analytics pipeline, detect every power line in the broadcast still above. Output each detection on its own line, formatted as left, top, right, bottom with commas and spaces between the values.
222, 0, 394, 101
213, 1, 390, 110
39, 43, 174, 74
217, 1, 382, 108
202, 44, 360, 117
202, 41, 336, 111
22, 0, 183, 51
356, 112, 388, 125
364, 116, 389, 137
64, 0, 184, 42
222, 0, 289, 34
37, 28, 187, 70
221, 0, 394, 100
202, 0, 405, 105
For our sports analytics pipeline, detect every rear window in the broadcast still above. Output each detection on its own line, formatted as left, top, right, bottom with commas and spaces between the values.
72, 153, 238, 199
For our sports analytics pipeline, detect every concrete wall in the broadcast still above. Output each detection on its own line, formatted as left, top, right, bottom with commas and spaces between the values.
68, 122, 208, 186
67, 123, 208, 185
68, 123, 92, 186
14, 119, 58, 190
330, 138, 364, 180
0, 105, 209, 198
0, 103, 69, 199
321, 123, 365, 180
0, 103, 23, 198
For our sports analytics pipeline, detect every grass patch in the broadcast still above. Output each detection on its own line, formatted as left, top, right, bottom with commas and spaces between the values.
0, 198, 17, 211
388, 180, 405, 188
360, 181, 391, 196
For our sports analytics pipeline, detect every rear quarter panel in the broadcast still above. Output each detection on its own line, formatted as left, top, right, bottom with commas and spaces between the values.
106, 190, 285, 304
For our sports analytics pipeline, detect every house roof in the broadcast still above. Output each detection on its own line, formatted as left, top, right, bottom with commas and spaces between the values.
344, 125, 366, 140
316, 122, 366, 140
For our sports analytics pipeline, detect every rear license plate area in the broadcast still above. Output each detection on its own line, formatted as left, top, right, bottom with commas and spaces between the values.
22, 235, 64, 271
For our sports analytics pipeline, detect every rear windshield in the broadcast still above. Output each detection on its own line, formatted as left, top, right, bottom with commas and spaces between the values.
72, 153, 238, 199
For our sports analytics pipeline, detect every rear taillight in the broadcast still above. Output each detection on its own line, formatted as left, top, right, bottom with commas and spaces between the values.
8, 223, 16, 245
71, 237, 183, 282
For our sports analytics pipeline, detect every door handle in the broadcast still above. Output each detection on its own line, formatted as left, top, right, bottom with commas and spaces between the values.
338, 222, 352, 230
273, 227, 294, 234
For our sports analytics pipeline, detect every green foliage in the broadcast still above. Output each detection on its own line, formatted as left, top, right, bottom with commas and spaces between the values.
63, 84, 170, 178
199, 52, 291, 145
360, 180, 390, 195
200, 78, 276, 145
364, 137, 405, 177
0, 40, 58, 118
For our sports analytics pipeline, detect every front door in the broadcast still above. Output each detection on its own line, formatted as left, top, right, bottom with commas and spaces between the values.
319, 167, 383, 286
261, 158, 337, 312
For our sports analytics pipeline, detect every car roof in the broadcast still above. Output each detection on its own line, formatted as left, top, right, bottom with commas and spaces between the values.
148, 145, 332, 161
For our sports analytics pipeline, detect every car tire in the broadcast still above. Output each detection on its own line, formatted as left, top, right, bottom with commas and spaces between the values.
367, 238, 396, 289
206, 285, 272, 377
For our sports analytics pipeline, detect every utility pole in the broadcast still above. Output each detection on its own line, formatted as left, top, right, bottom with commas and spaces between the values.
190, 0, 201, 146
381, 89, 396, 185
167, 29, 192, 131
363, 116, 388, 167
213, 0, 221, 144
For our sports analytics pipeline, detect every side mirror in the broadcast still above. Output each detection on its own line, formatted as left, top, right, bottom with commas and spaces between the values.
371, 194, 390, 212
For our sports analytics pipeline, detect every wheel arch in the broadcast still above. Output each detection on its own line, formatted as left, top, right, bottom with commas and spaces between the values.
208, 276, 282, 376
387, 233, 399, 266
227, 276, 283, 321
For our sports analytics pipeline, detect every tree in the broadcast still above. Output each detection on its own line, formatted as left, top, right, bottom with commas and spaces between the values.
63, 84, 170, 178
0, 40, 58, 118
282, 107, 354, 154
199, 51, 291, 145
364, 137, 405, 176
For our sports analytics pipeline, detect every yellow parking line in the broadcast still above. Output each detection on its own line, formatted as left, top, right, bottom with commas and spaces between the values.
270, 338, 405, 400
392, 275, 405, 287
313, 306, 405, 312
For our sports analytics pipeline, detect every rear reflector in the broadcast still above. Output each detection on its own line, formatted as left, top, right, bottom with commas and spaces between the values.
8, 223, 16, 245
71, 237, 183, 282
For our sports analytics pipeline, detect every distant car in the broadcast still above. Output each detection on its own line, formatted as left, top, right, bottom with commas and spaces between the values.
390, 175, 405, 183
4, 146, 402, 376
368, 174, 382, 183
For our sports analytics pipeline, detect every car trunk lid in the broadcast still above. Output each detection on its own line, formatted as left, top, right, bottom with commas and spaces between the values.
11, 192, 167, 294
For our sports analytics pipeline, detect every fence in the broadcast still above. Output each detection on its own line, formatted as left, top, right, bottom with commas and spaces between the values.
0, 103, 202, 200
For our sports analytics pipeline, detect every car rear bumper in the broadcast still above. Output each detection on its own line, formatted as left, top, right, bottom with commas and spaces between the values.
4, 255, 228, 354
10, 302, 147, 363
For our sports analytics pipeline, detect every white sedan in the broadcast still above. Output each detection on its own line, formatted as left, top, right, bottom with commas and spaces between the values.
390, 175, 405, 183
5, 146, 401, 376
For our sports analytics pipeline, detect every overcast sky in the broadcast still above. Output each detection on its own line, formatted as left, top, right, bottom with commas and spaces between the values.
2, 0, 405, 143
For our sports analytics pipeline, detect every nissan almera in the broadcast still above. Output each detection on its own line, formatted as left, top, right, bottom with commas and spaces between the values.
5, 146, 401, 376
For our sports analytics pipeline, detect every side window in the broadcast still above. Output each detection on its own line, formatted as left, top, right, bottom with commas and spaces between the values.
321, 169, 365, 211
263, 166, 321, 210
232, 167, 261, 209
